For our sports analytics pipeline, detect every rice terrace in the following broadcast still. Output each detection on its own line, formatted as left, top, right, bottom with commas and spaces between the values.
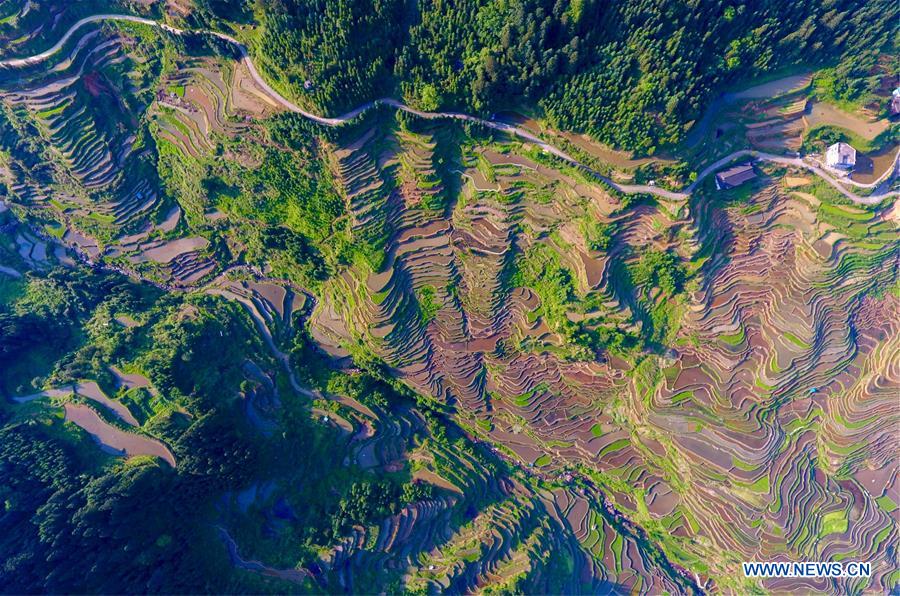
0, 1, 897, 594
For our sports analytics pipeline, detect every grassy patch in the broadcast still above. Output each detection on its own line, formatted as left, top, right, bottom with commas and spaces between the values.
755, 378, 775, 391
416, 285, 439, 324
819, 510, 848, 538
783, 331, 811, 349
671, 390, 692, 405
371, 287, 390, 305
819, 203, 872, 222
85, 211, 116, 225
803, 123, 884, 154
599, 438, 630, 457
818, 202, 872, 222
731, 455, 757, 472
798, 177, 848, 205
511, 243, 577, 332
35, 103, 69, 120
44, 222, 66, 239
876, 495, 898, 513
49, 198, 69, 212
747, 475, 770, 494
716, 180, 755, 204
719, 326, 745, 346
511, 383, 547, 408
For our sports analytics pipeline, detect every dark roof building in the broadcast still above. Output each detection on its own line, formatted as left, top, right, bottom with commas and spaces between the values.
715, 163, 756, 190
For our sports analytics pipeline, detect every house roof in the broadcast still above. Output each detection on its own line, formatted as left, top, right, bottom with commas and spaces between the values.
826, 142, 857, 166
715, 163, 756, 187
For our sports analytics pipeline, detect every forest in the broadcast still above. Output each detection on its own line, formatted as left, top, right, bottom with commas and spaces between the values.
0, 0, 897, 592
0, 265, 442, 593
193, 0, 898, 153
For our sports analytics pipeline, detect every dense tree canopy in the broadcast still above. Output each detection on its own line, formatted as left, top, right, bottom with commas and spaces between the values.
231, 0, 899, 152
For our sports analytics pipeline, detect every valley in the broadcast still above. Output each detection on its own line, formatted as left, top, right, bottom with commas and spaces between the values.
0, 2, 897, 594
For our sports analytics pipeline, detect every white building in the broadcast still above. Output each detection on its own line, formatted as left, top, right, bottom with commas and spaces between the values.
825, 142, 856, 169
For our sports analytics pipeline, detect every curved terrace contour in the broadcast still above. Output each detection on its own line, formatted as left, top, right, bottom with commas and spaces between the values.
1, 14, 897, 206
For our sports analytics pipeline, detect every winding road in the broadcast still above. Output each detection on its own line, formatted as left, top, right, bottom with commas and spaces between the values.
1, 13, 897, 206
5, 18, 893, 590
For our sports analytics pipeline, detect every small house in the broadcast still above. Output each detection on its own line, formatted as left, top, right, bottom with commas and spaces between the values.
715, 163, 756, 190
891, 88, 900, 116
825, 142, 856, 169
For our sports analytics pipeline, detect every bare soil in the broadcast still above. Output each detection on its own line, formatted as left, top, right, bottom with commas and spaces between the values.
64, 403, 175, 466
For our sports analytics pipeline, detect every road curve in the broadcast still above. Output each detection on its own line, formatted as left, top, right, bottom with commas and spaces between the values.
1, 13, 897, 205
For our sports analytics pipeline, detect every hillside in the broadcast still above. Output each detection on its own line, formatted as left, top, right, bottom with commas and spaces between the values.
204, 0, 897, 153
0, 2, 898, 594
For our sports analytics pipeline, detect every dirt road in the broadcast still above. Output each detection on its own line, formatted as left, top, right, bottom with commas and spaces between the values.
2, 14, 896, 206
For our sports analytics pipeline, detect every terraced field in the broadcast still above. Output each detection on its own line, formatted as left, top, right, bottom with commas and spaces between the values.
0, 13, 897, 595
310, 119, 899, 591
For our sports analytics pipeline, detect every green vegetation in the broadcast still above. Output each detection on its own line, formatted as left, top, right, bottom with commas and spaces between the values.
876, 495, 898, 513
221, 146, 344, 243
0, 269, 265, 591
616, 249, 688, 346
802, 124, 890, 155
0, 4, 897, 593
582, 219, 614, 252
671, 390, 692, 405
511, 244, 576, 332
251, 0, 402, 113
819, 510, 849, 538
632, 250, 686, 297
0, 263, 452, 593
216, 0, 897, 153
783, 331, 811, 350
818, 202, 873, 223
416, 284, 440, 324
719, 326, 745, 346
166, 84, 185, 97
154, 109, 346, 287
812, 51, 896, 116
